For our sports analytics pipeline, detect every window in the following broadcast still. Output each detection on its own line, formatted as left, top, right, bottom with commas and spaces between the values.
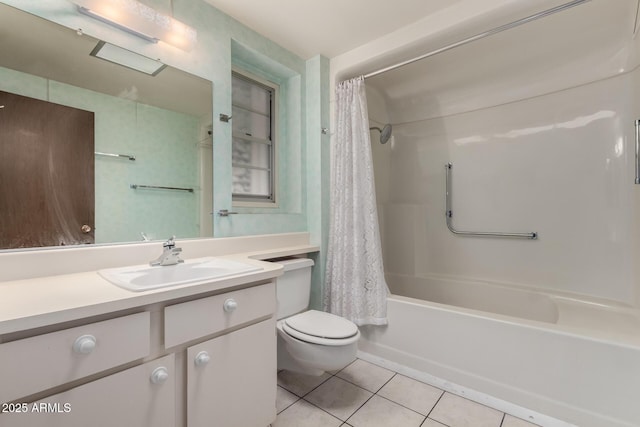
231, 70, 277, 204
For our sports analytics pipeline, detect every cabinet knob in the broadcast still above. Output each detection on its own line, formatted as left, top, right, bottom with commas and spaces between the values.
150, 367, 169, 384
73, 335, 97, 354
223, 298, 238, 312
194, 351, 211, 366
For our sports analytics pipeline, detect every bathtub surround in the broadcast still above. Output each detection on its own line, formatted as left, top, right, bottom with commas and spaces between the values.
324, 77, 388, 326
331, 1, 640, 426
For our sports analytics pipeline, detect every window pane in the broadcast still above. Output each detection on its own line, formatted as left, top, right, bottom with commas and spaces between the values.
232, 167, 270, 197
232, 106, 270, 141
232, 71, 275, 203
232, 76, 270, 115
232, 138, 271, 169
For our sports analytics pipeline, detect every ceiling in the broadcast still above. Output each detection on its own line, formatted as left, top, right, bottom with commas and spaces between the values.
203, 0, 461, 59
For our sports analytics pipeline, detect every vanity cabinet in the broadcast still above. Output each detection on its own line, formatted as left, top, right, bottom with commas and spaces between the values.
186, 318, 276, 427
165, 281, 277, 427
0, 280, 277, 427
1, 354, 175, 427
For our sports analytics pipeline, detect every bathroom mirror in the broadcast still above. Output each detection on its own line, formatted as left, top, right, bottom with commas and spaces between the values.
0, 3, 214, 250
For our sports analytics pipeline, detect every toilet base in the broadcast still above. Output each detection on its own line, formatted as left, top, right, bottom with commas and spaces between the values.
276, 323, 359, 376
277, 341, 325, 376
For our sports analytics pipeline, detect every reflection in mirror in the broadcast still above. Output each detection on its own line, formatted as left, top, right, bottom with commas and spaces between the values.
0, 3, 213, 250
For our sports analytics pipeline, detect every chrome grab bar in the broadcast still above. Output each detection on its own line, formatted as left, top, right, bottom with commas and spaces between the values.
130, 184, 194, 193
95, 151, 136, 161
445, 163, 537, 239
636, 119, 640, 184
217, 209, 239, 217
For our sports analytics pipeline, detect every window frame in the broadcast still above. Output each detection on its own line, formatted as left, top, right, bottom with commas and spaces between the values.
231, 68, 279, 207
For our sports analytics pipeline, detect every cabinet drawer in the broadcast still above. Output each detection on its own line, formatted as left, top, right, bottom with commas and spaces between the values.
0, 354, 174, 427
164, 281, 275, 348
0, 312, 150, 403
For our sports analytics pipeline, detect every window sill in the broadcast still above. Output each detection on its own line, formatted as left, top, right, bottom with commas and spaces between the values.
232, 200, 279, 209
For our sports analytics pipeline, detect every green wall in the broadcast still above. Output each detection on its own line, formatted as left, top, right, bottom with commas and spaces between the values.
1, 0, 331, 301
0, 66, 200, 243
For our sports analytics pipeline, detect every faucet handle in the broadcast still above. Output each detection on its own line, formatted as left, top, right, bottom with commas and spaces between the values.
163, 236, 177, 248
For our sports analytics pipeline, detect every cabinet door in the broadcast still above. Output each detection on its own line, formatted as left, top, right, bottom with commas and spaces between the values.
187, 318, 276, 427
0, 354, 175, 427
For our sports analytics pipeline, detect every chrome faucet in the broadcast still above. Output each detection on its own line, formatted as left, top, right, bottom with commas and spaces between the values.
150, 236, 184, 266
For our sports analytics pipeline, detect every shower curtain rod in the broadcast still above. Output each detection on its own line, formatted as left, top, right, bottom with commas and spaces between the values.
362, 0, 591, 80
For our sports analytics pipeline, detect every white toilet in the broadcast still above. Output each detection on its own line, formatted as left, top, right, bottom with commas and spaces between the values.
275, 258, 360, 376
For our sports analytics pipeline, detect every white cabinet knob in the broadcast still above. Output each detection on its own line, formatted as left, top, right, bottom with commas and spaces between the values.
72, 335, 97, 354
194, 351, 211, 366
150, 367, 169, 384
223, 298, 238, 312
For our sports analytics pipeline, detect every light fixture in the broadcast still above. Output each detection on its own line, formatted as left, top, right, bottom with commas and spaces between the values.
90, 41, 166, 75
75, 0, 197, 51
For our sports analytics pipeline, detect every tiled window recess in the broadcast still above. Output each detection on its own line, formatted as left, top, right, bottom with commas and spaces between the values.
273, 359, 539, 427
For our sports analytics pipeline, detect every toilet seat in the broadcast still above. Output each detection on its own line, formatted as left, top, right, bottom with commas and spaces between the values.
282, 310, 360, 346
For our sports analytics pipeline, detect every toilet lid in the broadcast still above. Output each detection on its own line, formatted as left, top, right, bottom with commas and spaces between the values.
284, 310, 358, 339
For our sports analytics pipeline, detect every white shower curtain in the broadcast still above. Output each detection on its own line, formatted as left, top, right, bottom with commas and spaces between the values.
323, 76, 389, 326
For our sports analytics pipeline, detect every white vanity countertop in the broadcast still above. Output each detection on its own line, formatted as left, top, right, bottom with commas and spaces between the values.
0, 243, 319, 335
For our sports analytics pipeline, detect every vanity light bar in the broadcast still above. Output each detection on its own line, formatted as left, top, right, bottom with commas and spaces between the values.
78, 6, 158, 43
75, 0, 197, 51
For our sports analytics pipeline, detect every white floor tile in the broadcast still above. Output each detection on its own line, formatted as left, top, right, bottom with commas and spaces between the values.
422, 419, 448, 427
347, 395, 425, 427
502, 414, 540, 427
277, 371, 332, 397
336, 359, 395, 392
274, 400, 342, 427
377, 374, 443, 415
276, 386, 299, 414
429, 393, 503, 427
305, 376, 373, 421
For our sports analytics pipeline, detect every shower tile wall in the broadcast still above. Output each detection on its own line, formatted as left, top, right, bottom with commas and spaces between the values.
369, 69, 637, 304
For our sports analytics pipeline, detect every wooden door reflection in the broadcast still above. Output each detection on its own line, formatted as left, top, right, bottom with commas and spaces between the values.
0, 90, 94, 249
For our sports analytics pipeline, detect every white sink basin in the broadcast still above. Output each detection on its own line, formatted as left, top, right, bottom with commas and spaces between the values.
98, 257, 262, 292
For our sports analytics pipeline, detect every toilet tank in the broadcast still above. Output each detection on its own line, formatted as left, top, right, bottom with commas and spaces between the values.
274, 257, 315, 319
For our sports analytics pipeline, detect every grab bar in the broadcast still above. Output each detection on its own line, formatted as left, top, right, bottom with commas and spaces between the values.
635, 120, 640, 184
130, 184, 194, 193
445, 163, 537, 239
95, 151, 136, 161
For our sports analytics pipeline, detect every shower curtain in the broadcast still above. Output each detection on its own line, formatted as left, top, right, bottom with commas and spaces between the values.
324, 76, 389, 326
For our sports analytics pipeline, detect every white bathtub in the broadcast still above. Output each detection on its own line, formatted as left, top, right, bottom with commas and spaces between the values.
358, 274, 640, 427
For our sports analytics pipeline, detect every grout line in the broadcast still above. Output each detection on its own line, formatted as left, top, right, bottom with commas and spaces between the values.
333, 372, 395, 395
374, 394, 427, 422
301, 396, 352, 423
422, 418, 449, 427
275, 386, 300, 415
425, 390, 446, 421
500, 412, 506, 426
373, 372, 397, 394
344, 392, 376, 425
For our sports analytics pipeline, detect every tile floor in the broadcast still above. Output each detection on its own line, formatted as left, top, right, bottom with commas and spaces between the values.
272, 359, 539, 427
